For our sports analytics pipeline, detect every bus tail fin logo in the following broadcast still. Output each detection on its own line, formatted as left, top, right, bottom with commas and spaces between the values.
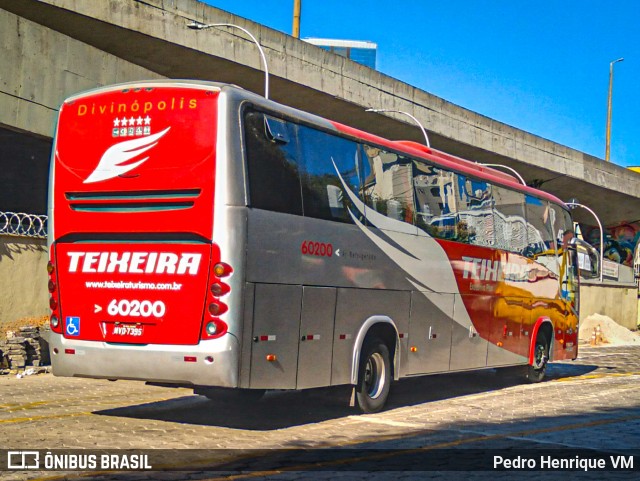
84, 127, 170, 183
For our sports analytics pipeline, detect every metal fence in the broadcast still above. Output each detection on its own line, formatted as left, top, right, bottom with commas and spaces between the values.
0, 211, 48, 239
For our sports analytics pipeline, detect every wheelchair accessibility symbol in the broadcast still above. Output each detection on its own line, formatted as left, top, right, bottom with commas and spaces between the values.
65, 317, 80, 336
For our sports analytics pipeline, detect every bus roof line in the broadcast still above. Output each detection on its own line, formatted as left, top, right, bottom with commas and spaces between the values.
60, 80, 567, 209
62, 79, 224, 104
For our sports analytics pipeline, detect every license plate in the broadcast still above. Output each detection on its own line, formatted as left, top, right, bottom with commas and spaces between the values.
111, 324, 144, 337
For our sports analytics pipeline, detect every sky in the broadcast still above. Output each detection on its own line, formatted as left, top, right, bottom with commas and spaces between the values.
202, 1, 639, 167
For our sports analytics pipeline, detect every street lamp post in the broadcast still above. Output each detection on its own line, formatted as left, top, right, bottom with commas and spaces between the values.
365, 108, 526, 185
477, 163, 526, 185
292, 0, 302, 38
365, 108, 431, 147
566, 200, 604, 283
187, 22, 270, 100
605, 57, 624, 162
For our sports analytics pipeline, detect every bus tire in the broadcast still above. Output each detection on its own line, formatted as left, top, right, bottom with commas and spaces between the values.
526, 332, 549, 383
356, 338, 391, 413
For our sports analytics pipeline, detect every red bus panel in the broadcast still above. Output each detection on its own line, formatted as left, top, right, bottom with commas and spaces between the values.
53, 85, 219, 240
55, 242, 211, 345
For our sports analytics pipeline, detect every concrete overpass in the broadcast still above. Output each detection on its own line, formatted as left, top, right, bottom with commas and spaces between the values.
0, 0, 638, 330
2, 0, 640, 232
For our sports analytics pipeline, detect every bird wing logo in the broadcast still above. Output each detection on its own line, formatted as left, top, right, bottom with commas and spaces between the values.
84, 127, 170, 184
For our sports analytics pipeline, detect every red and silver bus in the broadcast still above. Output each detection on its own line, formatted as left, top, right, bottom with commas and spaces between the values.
47, 80, 584, 412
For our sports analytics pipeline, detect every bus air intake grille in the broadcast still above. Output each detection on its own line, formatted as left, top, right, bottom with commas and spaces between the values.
66, 189, 200, 213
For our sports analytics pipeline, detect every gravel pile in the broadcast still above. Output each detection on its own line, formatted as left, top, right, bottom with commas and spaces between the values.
579, 313, 640, 346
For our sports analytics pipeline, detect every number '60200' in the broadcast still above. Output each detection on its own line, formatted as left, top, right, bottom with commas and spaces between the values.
301, 240, 333, 257
107, 299, 166, 318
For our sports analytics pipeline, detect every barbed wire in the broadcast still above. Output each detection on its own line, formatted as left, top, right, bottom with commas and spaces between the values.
0, 211, 48, 239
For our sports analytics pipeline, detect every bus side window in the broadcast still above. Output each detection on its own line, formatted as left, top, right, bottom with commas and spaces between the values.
493, 186, 527, 254
524, 195, 557, 270
244, 111, 303, 216
413, 162, 456, 239
297, 124, 361, 224
455, 174, 494, 247
361, 144, 415, 226
554, 205, 577, 301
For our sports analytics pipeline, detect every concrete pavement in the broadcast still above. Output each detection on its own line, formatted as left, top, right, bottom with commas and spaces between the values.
1, 344, 639, 479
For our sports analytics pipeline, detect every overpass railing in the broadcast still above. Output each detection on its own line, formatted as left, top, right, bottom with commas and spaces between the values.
0, 211, 48, 239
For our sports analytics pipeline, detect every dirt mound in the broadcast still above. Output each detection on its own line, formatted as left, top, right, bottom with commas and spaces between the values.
579, 313, 640, 346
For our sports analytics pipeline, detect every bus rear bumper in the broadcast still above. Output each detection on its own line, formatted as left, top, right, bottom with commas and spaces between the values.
47, 333, 240, 388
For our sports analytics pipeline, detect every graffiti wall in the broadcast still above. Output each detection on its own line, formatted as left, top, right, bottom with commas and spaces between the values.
582, 222, 640, 267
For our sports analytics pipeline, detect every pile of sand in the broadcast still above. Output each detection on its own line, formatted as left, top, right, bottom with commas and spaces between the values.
579, 313, 640, 346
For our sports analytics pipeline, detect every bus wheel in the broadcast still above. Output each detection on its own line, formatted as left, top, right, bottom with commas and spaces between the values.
356, 338, 391, 413
526, 333, 549, 383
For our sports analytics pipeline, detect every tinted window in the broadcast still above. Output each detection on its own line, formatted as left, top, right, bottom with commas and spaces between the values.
455, 175, 494, 246
551, 204, 574, 251
297, 125, 361, 223
413, 161, 457, 239
244, 111, 303, 215
361, 145, 416, 226
553, 205, 576, 301
524, 195, 557, 266
493, 186, 527, 253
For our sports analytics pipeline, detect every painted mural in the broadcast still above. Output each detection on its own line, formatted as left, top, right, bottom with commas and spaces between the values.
582, 221, 640, 267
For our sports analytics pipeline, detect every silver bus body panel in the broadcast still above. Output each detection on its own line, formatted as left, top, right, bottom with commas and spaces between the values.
244, 208, 414, 387
248, 283, 303, 389
245, 210, 424, 290
297, 286, 337, 389
48, 332, 240, 387
238, 282, 255, 389
449, 294, 490, 370
405, 291, 455, 375
217, 87, 252, 207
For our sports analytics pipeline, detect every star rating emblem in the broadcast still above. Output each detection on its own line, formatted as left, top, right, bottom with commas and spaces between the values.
111, 116, 153, 137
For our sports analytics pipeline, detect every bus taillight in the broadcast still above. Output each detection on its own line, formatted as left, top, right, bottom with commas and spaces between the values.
213, 262, 233, 277
210, 282, 230, 296
201, 256, 231, 340
201, 318, 228, 339
49, 300, 62, 332
47, 248, 63, 334
205, 322, 217, 336
207, 302, 228, 316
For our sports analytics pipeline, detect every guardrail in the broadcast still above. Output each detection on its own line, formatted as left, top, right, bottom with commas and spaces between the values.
0, 211, 48, 239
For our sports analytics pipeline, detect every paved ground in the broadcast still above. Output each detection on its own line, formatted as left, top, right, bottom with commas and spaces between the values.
1, 343, 639, 480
